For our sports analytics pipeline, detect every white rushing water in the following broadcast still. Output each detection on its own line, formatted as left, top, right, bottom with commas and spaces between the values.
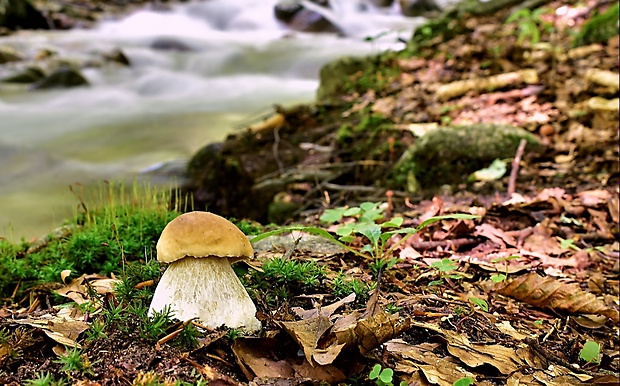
0, 0, 425, 241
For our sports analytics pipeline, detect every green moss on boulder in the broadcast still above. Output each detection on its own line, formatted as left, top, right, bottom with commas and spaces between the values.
393, 123, 542, 190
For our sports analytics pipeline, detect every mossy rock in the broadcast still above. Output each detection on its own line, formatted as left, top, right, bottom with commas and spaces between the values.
2, 65, 45, 83
572, 2, 619, 47
393, 123, 542, 190
316, 55, 376, 102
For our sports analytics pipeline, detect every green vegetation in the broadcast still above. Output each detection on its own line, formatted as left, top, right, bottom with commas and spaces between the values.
429, 258, 462, 286
572, 2, 619, 47
505, 7, 554, 45
247, 256, 327, 302
369, 364, 407, 386
579, 340, 602, 364
0, 181, 181, 303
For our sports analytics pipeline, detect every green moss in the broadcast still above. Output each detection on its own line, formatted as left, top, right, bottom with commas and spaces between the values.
572, 2, 619, 47
0, 182, 179, 301
393, 124, 542, 190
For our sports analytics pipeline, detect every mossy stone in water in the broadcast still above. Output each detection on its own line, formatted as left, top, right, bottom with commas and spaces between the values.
393, 123, 542, 190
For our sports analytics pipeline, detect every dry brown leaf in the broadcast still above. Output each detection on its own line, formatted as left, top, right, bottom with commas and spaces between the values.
12, 310, 89, 348
354, 310, 411, 354
232, 337, 345, 383
496, 273, 619, 323
279, 315, 332, 364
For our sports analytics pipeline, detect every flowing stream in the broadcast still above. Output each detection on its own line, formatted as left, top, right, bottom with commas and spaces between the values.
0, 0, 424, 241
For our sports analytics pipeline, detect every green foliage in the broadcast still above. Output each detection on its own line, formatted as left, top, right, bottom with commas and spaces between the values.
505, 7, 554, 45
429, 258, 462, 286
469, 297, 489, 312
23, 372, 67, 386
331, 271, 371, 302
139, 305, 174, 342
0, 181, 179, 302
579, 340, 602, 364
368, 364, 407, 386
248, 256, 327, 301
253, 204, 478, 277
490, 273, 507, 282
54, 347, 93, 375
453, 377, 475, 386
175, 322, 202, 350
572, 2, 619, 47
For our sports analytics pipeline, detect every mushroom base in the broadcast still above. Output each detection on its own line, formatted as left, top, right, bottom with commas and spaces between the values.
148, 257, 261, 332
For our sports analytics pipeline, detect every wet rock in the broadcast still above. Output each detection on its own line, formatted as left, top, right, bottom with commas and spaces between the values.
30, 66, 89, 89
0, 45, 21, 63
150, 37, 193, 51
274, 0, 303, 22
393, 124, 543, 190
369, 0, 395, 7
103, 48, 131, 66
274, 0, 340, 34
0, 0, 50, 30
2, 66, 45, 83
399, 0, 440, 17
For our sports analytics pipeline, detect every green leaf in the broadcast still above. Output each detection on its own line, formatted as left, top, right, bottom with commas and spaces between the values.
431, 258, 457, 272
429, 280, 443, 286
417, 213, 479, 230
453, 377, 475, 386
343, 207, 361, 217
355, 223, 382, 246
382, 217, 404, 228
339, 235, 355, 243
490, 273, 507, 282
469, 297, 489, 312
336, 223, 356, 237
369, 364, 382, 379
319, 208, 346, 223
471, 159, 507, 181
379, 368, 393, 384
579, 341, 601, 364
361, 244, 374, 254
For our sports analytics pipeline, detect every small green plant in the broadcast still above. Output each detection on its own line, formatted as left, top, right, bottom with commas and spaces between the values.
85, 319, 108, 342
369, 364, 407, 386
469, 297, 489, 312
55, 347, 93, 375
453, 377, 475, 386
252, 202, 477, 267
139, 305, 174, 342
429, 258, 462, 286
490, 273, 507, 283
23, 372, 67, 386
331, 271, 371, 301
175, 322, 202, 350
489, 255, 520, 282
579, 340, 602, 364
505, 7, 554, 44
225, 328, 243, 341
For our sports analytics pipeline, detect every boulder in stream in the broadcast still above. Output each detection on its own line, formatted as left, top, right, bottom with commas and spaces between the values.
30, 66, 89, 90
0, 0, 50, 30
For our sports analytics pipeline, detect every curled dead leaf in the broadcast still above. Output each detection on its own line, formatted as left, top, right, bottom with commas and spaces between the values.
496, 273, 619, 323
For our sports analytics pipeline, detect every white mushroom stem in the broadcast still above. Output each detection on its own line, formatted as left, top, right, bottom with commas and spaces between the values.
148, 257, 261, 332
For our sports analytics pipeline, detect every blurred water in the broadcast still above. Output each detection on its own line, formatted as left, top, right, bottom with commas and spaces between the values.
0, 0, 424, 241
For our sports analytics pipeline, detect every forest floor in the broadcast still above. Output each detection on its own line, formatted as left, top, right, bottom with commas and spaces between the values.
0, 0, 618, 385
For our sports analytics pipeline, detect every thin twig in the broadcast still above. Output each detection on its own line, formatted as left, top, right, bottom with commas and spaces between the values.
508, 139, 527, 196
272, 126, 284, 173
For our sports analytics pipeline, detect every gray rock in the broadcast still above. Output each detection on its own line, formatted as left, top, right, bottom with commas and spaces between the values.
399, 0, 441, 17
0, 45, 21, 64
393, 123, 543, 190
2, 66, 45, 83
30, 66, 89, 90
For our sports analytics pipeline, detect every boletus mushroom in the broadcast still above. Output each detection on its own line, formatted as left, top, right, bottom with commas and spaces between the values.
148, 211, 261, 332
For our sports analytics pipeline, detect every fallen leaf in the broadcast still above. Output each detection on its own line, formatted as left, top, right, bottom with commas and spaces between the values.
496, 273, 619, 323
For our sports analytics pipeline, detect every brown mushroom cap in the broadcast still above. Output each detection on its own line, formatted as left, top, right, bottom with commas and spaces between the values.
156, 211, 253, 263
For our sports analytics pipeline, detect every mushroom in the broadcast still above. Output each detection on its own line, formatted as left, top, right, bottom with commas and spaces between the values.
148, 211, 261, 332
